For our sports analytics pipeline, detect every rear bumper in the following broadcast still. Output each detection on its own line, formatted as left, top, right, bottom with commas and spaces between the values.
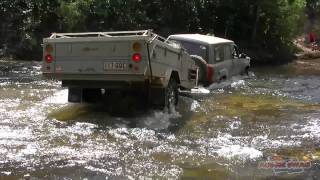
62, 80, 149, 89
43, 73, 146, 81
42, 73, 165, 89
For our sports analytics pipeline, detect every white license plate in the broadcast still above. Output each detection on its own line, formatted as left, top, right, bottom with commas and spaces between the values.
104, 62, 127, 71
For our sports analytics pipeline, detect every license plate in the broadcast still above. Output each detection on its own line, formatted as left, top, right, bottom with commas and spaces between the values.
104, 62, 127, 71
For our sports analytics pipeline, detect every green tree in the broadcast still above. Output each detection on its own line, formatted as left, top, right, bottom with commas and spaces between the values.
0, 0, 309, 62
197, 0, 305, 63
0, 0, 60, 59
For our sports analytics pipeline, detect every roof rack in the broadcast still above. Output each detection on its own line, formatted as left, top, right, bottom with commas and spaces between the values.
49, 30, 158, 39
48, 29, 174, 47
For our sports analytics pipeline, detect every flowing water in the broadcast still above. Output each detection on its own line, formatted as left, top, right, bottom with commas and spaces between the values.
0, 60, 320, 179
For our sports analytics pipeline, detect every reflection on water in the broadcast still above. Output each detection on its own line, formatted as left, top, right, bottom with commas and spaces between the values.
0, 60, 320, 179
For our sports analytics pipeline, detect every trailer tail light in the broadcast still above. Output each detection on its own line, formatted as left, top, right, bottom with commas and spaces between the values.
45, 54, 53, 63
132, 53, 141, 63
206, 64, 214, 83
44, 44, 54, 63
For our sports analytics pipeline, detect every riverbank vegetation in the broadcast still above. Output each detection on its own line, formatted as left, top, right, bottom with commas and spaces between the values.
0, 0, 318, 64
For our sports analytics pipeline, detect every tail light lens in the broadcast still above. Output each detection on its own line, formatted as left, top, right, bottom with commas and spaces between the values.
206, 64, 214, 83
132, 53, 142, 63
45, 44, 54, 63
45, 54, 53, 63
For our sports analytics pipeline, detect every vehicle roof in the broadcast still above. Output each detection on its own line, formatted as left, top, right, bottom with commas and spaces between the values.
169, 34, 234, 44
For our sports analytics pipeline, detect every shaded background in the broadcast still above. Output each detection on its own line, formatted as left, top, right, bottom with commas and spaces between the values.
0, 0, 319, 64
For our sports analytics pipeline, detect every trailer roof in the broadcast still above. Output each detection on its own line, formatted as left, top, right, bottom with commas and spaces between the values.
169, 34, 234, 44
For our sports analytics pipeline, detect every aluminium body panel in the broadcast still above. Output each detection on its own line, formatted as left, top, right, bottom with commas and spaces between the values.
42, 31, 197, 90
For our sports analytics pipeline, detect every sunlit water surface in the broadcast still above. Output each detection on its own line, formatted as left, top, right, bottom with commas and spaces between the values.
0, 61, 320, 179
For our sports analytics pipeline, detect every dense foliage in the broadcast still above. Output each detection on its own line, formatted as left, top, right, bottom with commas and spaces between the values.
0, 0, 313, 63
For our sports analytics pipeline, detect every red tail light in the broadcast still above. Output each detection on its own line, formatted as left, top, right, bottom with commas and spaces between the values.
45, 54, 53, 63
206, 64, 214, 83
132, 53, 142, 63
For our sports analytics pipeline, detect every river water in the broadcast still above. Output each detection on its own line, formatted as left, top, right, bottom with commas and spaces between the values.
0, 60, 319, 179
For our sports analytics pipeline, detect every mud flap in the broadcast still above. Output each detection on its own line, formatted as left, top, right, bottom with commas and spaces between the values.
68, 88, 83, 103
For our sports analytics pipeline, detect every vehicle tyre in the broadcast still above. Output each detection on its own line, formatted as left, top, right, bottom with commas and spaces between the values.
165, 78, 178, 111
190, 55, 207, 84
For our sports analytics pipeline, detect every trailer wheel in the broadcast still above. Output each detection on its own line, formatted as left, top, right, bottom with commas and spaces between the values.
165, 78, 178, 111
148, 78, 178, 111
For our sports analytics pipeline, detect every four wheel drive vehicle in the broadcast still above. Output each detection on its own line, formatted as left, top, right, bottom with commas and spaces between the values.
42, 30, 197, 109
168, 34, 250, 86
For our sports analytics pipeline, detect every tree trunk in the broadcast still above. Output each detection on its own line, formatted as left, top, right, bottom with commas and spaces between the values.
251, 4, 260, 42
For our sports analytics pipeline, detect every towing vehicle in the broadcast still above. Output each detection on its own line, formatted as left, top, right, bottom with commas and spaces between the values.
168, 34, 250, 86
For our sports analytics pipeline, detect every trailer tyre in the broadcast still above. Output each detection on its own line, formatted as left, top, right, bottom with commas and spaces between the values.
165, 78, 178, 111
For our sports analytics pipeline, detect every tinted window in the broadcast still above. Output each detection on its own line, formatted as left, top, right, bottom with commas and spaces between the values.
170, 40, 208, 62
224, 45, 232, 60
214, 46, 224, 62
